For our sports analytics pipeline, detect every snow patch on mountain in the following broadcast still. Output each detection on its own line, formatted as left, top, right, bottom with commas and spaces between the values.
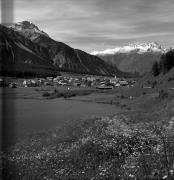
9, 21, 49, 39
91, 42, 166, 56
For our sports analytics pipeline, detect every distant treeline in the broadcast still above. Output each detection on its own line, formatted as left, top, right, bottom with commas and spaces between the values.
0, 64, 61, 78
0, 63, 136, 78
0, 70, 60, 78
152, 49, 174, 76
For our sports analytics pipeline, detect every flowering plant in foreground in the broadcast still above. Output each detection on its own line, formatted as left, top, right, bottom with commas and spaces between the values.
1, 115, 174, 179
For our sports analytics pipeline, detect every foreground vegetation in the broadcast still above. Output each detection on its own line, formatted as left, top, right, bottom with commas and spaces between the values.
41, 88, 98, 99
1, 112, 174, 180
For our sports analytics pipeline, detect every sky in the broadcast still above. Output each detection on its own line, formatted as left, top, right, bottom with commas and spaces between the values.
1, 0, 174, 53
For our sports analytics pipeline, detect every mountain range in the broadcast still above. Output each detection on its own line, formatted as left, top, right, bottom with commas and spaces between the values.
0, 21, 129, 77
91, 42, 167, 75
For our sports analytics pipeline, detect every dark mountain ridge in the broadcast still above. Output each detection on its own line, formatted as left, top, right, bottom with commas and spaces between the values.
0, 24, 58, 77
0, 21, 132, 77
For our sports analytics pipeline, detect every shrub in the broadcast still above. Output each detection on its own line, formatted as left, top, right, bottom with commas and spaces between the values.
168, 77, 174, 81
158, 90, 169, 100
151, 80, 157, 88
63, 92, 76, 98
120, 95, 125, 99
42, 91, 50, 97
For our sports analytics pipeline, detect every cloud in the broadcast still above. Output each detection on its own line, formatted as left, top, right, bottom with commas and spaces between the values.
1, 0, 174, 52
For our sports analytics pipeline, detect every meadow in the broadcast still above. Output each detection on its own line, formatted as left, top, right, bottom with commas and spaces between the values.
1, 84, 174, 179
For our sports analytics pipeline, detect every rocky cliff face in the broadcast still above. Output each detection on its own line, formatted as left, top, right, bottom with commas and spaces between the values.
1, 21, 129, 77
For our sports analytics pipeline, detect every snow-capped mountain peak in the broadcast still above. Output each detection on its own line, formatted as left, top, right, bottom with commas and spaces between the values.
91, 42, 166, 56
9, 21, 49, 40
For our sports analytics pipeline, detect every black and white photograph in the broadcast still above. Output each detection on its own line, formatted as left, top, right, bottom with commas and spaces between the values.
0, 0, 174, 179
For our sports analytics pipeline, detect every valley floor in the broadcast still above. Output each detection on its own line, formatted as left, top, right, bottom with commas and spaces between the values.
1, 84, 174, 179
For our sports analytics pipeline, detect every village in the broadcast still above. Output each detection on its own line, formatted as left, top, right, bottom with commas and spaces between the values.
0, 74, 136, 89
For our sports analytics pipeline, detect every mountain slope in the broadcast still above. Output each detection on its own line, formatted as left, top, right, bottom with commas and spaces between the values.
137, 49, 174, 88
91, 43, 165, 75
5, 21, 128, 77
0, 24, 60, 77
137, 67, 174, 90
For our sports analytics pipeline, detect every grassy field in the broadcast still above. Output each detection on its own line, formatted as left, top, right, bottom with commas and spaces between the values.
1, 84, 174, 179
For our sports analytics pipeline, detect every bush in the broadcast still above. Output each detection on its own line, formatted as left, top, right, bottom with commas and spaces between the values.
120, 95, 125, 99
42, 91, 51, 97
63, 92, 76, 98
151, 80, 157, 88
168, 77, 174, 81
158, 90, 169, 100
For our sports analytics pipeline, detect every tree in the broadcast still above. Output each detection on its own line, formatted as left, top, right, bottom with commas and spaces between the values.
165, 50, 174, 71
159, 50, 174, 74
152, 61, 160, 76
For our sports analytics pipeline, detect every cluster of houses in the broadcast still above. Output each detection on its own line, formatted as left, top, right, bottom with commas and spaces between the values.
23, 75, 135, 88
0, 78, 17, 88
0, 75, 136, 89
